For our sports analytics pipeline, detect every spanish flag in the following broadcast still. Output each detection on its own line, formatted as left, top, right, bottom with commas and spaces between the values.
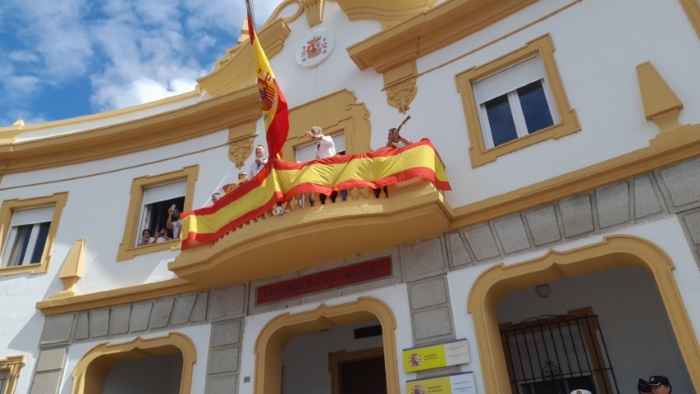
246, 0, 289, 159
181, 139, 451, 249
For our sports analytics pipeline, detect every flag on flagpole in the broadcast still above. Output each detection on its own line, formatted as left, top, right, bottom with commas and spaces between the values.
246, 0, 289, 159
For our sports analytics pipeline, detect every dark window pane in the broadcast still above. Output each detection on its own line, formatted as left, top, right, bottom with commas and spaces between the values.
485, 94, 518, 147
8, 224, 32, 266
30, 222, 51, 264
518, 80, 554, 134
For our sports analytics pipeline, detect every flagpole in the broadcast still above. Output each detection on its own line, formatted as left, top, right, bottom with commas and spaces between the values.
245, 0, 255, 34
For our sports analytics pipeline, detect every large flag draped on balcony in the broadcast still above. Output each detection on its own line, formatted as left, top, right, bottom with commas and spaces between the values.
247, 0, 289, 159
180, 139, 451, 249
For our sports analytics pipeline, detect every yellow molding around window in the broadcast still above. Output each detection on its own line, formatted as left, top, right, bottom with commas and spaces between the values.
117, 165, 199, 261
71, 333, 196, 394
455, 34, 580, 168
282, 89, 372, 160
0, 354, 25, 394
679, 0, 700, 40
468, 235, 700, 393
0, 193, 68, 277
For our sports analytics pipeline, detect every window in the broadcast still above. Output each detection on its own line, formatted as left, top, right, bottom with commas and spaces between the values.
295, 132, 346, 162
0, 355, 25, 394
455, 34, 580, 167
0, 194, 67, 277
474, 56, 558, 148
118, 165, 198, 261
1, 206, 53, 268
136, 180, 186, 246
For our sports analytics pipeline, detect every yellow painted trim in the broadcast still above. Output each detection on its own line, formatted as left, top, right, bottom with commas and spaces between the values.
117, 166, 199, 261
50, 239, 85, 300
0, 192, 68, 277
347, 0, 537, 73
636, 61, 684, 135
283, 89, 372, 160
328, 347, 384, 394
467, 235, 700, 393
679, 0, 700, 40
36, 278, 203, 316
260, 0, 305, 29
197, 20, 291, 97
302, 0, 325, 27
253, 297, 399, 394
0, 86, 260, 175
71, 333, 197, 394
0, 354, 25, 394
455, 34, 581, 167
334, 0, 437, 30
0, 91, 200, 135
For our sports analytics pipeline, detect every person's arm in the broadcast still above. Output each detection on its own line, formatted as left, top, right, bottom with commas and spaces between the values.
399, 135, 412, 145
166, 208, 173, 230
319, 135, 334, 147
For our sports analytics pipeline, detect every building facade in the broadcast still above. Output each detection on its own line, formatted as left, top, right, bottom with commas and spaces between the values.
2, 0, 700, 393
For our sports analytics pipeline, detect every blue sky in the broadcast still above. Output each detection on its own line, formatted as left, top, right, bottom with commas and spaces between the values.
0, 0, 283, 127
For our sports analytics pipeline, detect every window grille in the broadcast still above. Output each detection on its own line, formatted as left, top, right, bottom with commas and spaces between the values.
500, 314, 619, 394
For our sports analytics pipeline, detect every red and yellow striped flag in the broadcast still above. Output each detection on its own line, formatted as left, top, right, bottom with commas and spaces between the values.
246, 1, 289, 158
181, 139, 450, 248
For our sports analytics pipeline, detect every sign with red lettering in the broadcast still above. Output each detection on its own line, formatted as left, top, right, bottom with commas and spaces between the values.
256, 257, 392, 305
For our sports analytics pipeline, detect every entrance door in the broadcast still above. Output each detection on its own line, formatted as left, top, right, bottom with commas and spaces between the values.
330, 348, 387, 394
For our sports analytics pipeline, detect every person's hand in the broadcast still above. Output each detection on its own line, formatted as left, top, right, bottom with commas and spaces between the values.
168, 207, 173, 214
305, 129, 313, 138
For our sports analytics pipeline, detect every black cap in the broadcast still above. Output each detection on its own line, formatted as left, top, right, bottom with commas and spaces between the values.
648, 376, 671, 387
638, 379, 650, 393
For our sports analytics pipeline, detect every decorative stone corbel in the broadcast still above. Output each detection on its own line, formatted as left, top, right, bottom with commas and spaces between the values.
636, 61, 684, 134
228, 121, 258, 169
50, 239, 85, 299
303, 0, 325, 27
383, 61, 418, 114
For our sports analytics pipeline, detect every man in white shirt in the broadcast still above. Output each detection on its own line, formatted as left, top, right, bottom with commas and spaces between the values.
249, 145, 268, 179
305, 126, 337, 204
167, 206, 182, 239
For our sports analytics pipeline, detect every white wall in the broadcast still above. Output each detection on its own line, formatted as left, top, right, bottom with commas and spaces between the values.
281, 320, 383, 394
498, 266, 693, 394
103, 353, 182, 394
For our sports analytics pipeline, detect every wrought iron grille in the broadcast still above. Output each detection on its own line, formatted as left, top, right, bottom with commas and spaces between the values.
500, 314, 619, 394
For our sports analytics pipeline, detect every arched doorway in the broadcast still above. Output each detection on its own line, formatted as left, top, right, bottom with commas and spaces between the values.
467, 235, 700, 393
253, 297, 400, 394
71, 333, 196, 394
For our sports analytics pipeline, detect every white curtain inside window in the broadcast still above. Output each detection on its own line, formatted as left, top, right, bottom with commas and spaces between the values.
143, 180, 187, 205
10, 205, 54, 226
472, 56, 546, 104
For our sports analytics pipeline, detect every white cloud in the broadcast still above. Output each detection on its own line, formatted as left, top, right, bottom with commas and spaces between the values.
0, 0, 287, 123
8, 51, 39, 63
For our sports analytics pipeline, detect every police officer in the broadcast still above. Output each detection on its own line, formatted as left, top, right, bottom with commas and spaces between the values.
647, 376, 672, 394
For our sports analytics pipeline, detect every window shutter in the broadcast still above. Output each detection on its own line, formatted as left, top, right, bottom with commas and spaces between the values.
473, 56, 547, 104
142, 180, 187, 205
11, 206, 55, 226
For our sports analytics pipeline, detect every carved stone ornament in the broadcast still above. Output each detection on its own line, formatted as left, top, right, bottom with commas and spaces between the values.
229, 136, 256, 169
386, 78, 418, 114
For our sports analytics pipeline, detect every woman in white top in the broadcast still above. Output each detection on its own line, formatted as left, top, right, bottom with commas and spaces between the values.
249, 145, 268, 179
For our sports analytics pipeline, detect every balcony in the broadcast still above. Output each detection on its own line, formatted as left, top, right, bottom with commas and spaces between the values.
168, 179, 451, 288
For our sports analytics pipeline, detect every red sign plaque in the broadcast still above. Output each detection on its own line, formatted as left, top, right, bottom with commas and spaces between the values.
256, 257, 392, 305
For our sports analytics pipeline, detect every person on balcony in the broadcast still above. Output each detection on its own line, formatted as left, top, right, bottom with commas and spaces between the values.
222, 171, 249, 194
155, 228, 171, 243
249, 145, 268, 179
386, 127, 412, 148
305, 126, 337, 204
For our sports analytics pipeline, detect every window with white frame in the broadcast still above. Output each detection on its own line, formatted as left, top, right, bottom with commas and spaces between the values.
0, 206, 54, 268
295, 132, 346, 162
136, 180, 186, 246
473, 56, 559, 149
